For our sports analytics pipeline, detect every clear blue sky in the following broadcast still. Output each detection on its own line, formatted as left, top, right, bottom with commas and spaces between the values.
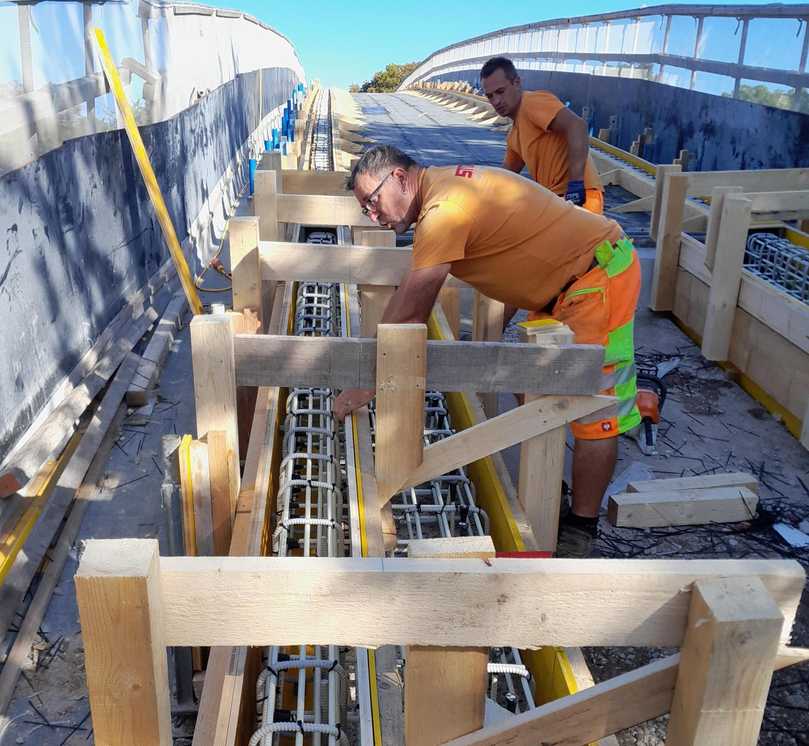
199, 1, 809, 89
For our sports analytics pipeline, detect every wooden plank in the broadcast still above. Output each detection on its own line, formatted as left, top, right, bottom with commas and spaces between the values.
405, 538, 494, 746
233, 335, 604, 395
228, 217, 263, 325
651, 165, 683, 241
353, 228, 398, 337
254, 168, 282, 241
375, 324, 426, 504
607, 487, 758, 528
189, 440, 214, 556
650, 172, 690, 311
0, 404, 127, 716
626, 472, 758, 494
0, 353, 141, 643
666, 577, 783, 746
0, 307, 158, 496
281, 169, 348, 195
276, 193, 376, 227
259, 241, 412, 285
400, 395, 613, 492
519, 326, 574, 553
178, 435, 197, 555
206, 430, 235, 556
76, 539, 171, 745
127, 292, 187, 405
702, 194, 753, 361
76, 544, 807, 648
611, 194, 655, 213
443, 646, 808, 746
439, 283, 461, 340
472, 292, 505, 416
685, 167, 809, 198
190, 313, 240, 500
703, 186, 743, 273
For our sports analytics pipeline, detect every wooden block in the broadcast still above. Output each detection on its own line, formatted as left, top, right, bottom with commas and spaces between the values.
666, 577, 783, 746
519, 327, 574, 553
626, 472, 758, 494
650, 165, 681, 243
702, 195, 753, 361
254, 168, 282, 241
439, 283, 461, 340
354, 228, 397, 337
703, 186, 743, 272
205, 431, 234, 556
406, 537, 495, 745
650, 172, 689, 311
75, 539, 171, 745
190, 314, 240, 501
375, 324, 426, 505
228, 217, 263, 325
607, 487, 758, 528
472, 292, 505, 417
233, 335, 605, 395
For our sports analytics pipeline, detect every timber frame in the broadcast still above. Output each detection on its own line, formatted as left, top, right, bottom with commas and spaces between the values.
73, 91, 809, 746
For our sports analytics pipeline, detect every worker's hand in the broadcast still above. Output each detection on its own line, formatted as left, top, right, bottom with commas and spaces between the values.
333, 388, 376, 421
564, 180, 586, 206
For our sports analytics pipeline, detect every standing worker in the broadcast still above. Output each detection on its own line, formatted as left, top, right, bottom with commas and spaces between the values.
334, 145, 641, 558
480, 56, 604, 214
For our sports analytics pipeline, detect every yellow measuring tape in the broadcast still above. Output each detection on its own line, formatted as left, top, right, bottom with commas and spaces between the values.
93, 28, 203, 315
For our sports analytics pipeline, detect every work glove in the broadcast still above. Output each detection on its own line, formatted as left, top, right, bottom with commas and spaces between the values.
564, 180, 586, 206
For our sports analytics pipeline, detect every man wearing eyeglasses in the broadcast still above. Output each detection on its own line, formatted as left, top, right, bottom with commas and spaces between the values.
333, 144, 641, 558
480, 56, 603, 215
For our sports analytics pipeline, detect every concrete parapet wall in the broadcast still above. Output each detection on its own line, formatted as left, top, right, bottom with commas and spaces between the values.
0, 65, 299, 463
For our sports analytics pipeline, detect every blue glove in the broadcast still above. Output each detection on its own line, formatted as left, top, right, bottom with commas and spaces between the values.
564, 180, 586, 206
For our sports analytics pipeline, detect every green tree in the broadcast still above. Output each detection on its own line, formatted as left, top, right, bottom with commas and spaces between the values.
354, 62, 419, 93
724, 84, 809, 115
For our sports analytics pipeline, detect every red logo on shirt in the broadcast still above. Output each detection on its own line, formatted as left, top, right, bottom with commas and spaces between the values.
455, 165, 474, 178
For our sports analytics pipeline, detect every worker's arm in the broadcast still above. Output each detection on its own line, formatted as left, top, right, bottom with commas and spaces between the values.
502, 147, 525, 174
548, 107, 589, 204
333, 263, 452, 420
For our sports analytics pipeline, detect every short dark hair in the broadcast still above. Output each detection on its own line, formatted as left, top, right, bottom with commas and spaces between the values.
346, 145, 418, 191
480, 56, 518, 82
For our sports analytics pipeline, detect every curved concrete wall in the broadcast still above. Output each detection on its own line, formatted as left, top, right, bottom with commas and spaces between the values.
0, 3, 304, 464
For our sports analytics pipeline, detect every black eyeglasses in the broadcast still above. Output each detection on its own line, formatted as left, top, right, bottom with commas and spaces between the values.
361, 172, 393, 216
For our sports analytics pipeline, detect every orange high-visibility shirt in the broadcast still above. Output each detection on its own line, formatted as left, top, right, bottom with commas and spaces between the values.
413, 165, 621, 311
504, 90, 602, 196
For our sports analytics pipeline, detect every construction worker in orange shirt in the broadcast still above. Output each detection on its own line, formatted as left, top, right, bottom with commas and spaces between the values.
480, 56, 604, 214
333, 145, 642, 558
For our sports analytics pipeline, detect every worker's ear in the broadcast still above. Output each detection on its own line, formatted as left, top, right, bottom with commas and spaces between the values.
513, 75, 522, 89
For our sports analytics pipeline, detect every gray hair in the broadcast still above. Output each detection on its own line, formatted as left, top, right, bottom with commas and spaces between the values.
346, 145, 418, 191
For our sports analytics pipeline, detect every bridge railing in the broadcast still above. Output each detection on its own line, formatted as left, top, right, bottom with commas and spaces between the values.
400, 4, 809, 114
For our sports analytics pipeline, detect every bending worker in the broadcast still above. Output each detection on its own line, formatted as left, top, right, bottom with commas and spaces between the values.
333, 145, 641, 558
480, 56, 603, 214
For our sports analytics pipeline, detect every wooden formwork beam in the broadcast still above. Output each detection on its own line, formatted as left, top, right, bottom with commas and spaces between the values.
650, 172, 690, 312
518, 325, 574, 553
405, 537, 495, 746
232, 334, 605, 394
471, 292, 505, 417
353, 227, 398, 336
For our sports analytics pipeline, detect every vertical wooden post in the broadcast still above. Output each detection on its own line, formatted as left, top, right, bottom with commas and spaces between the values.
650, 164, 682, 242
703, 186, 744, 272
254, 168, 282, 241
375, 324, 426, 505
228, 216, 263, 327
205, 430, 235, 555
650, 172, 689, 312
190, 313, 240, 499
189, 439, 214, 556
666, 576, 783, 746
405, 536, 495, 746
439, 282, 461, 340
518, 324, 574, 553
472, 292, 505, 417
353, 228, 397, 336
701, 194, 752, 361
75, 539, 171, 746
